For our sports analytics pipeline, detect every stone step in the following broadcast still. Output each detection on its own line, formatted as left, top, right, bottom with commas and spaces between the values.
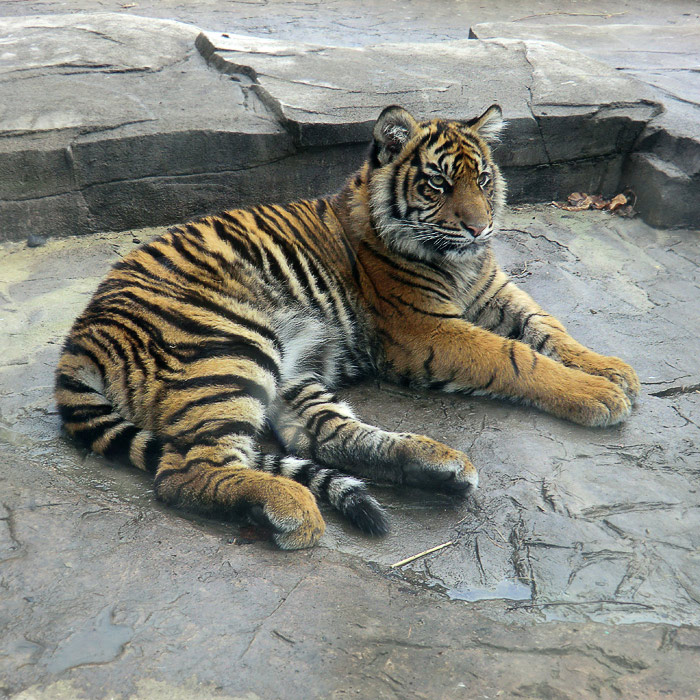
0, 13, 666, 241
469, 22, 700, 228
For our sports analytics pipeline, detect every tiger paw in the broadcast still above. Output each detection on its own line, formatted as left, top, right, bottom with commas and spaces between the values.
397, 435, 478, 494
545, 371, 633, 427
581, 354, 640, 402
248, 479, 325, 550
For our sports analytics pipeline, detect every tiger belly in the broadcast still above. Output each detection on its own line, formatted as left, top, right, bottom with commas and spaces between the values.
272, 306, 358, 389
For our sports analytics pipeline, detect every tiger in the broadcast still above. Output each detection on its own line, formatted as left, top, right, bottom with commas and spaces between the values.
55, 104, 640, 549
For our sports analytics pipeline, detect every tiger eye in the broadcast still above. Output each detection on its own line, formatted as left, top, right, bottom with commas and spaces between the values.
428, 175, 446, 190
478, 171, 491, 188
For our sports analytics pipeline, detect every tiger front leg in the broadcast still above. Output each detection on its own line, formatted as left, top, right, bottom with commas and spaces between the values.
391, 318, 633, 427
503, 283, 640, 401
271, 379, 478, 493
484, 282, 640, 401
534, 322, 640, 402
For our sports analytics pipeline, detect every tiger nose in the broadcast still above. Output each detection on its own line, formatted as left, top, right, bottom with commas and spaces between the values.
465, 224, 486, 238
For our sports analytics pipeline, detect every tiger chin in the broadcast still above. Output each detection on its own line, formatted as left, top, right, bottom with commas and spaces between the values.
55, 104, 640, 549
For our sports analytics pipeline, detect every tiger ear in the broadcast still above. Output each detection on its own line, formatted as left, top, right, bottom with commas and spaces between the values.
372, 105, 419, 166
464, 104, 505, 142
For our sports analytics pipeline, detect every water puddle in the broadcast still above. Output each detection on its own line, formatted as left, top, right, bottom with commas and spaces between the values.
47, 606, 133, 674
447, 579, 532, 602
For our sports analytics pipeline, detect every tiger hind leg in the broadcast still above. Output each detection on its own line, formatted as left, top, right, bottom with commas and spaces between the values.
271, 377, 478, 494
153, 440, 325, 550
150, 364, 333, 549
56, 347, 323, 549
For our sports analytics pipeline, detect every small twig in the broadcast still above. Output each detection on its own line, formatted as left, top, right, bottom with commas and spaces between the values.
492, 525, 508, 543
271, 629, 296, 645
512, 10, 625, 22
513, 599, 653, 609
390, 541, 454, 568
483, 532, 506, 550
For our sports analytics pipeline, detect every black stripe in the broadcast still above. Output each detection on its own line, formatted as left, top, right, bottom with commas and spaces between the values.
154, 462, 195, 488
173, 233, 225, 278
214, 214, 263, 266
174, 339, 280, 380
70, 416, 124, 448
535, 334, 550, 353
103, 424, 140, 461
509, 343, 520, 377
169, 236, 226, 289
464, 268, 498, 314
290, 461, 316, 487
282, 378, 318, 403
143, 436, 163, 473
392, 295, 460, 318
169, 374, 270, 404
364, 241, 448, 292
59, 403, 114, 421
166, 390, 249, 426
270, 204, 314, 247
180, 287, 280, 348
308, 408, 347, 435
481, 372, 496, 391
316, 421, 347, 446
55, 373, 97, 395
98, 289, 225, 340
61, 339, 107, 378
193, 419, 258, 443
315, 470, 336, 497
211, 471, 246, 502
109, 272, 279, 348
293, 389, 328, 411
520, 312, 547, 337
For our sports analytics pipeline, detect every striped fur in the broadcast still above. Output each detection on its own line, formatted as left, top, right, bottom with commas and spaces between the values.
55, 104, 639, 549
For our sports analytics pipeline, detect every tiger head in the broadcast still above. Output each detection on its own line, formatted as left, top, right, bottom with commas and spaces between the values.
367, 105, 506, 261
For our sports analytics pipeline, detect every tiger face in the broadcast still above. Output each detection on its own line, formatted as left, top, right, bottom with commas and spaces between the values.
368, 104, 506, 262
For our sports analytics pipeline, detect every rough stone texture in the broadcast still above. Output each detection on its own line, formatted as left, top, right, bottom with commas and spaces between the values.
0, 14, 292, 241
1, 206, 699, 698
469, 23, 700, 228
1, 0, 696, 46
468, 24, 700, 104
197, 31, 661, 203
0, 13, 665, 242
622, 100, 700, 229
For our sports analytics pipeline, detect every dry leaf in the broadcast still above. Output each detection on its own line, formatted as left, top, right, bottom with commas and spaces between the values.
552, 190, 636, 217
607, 193, 627, 212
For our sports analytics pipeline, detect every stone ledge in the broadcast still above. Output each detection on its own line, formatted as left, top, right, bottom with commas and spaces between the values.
197, 30, 661, 160
469, 22, 700, 228
0, 14, 668, 241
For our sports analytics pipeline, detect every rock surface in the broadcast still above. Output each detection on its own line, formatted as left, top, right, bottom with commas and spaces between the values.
470, 23, 700, 228
1, 206, 699, 698
0, 13, 666, 242
0, 14, 291, 241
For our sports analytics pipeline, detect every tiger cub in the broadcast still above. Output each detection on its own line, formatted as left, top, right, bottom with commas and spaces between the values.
55, 104, 639, 549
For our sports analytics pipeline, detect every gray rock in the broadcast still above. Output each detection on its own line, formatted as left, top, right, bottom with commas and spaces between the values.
0, 14, 287, 242
199, 31, 660, 158
0, 14, 665, 242
1, 206, 700, 697
469, 22, 700, 228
